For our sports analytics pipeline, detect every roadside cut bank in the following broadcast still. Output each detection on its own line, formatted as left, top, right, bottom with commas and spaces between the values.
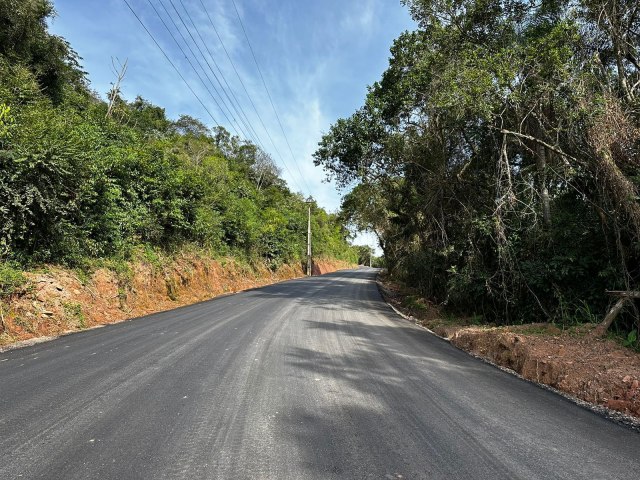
378, 273, 640, 420
0, 254, 353, 350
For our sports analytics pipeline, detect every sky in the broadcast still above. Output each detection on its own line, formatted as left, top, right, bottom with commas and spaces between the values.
48, 0, 416, 254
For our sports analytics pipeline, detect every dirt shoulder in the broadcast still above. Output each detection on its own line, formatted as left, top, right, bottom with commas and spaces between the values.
377, 273, 640, 422
0, 255, 354, 351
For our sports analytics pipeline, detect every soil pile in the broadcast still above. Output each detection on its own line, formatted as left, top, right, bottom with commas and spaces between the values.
378, 274, 640, 419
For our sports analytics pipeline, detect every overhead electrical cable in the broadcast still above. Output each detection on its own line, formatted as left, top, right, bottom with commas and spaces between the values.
180, 2, 264, 148
179, 0, 312, 199
230, 0, 313, 195
164, 0, 252, 140
146, 0, 241, 137
177, 0, 264, 148
125, 0, 308, 194
197, 0, 308, 192
165, 0, 310, 193
154, 0, 245, 138
122, 0, 221, 127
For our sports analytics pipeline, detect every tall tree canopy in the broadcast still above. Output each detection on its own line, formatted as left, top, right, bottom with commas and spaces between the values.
315, 0, 640, 326
0, 0, 85, 103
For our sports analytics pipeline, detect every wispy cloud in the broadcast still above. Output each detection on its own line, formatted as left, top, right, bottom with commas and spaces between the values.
340, 0, 378, 33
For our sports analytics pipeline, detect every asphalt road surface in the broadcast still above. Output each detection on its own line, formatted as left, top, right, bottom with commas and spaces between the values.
1, 268, 639, 479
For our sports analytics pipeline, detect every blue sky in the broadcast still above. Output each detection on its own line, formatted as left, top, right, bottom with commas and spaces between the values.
49, 0, 415, 253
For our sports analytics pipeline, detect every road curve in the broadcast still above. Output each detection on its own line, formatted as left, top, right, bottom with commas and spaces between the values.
1, 268, 639, 479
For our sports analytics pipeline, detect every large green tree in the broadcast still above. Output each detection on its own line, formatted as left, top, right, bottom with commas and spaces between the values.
0, 0, 85, 103
315, 0, 639, 326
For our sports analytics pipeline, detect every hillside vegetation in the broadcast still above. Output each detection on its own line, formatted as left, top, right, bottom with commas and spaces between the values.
0, 1, 357, 278
315, 0, 640, 339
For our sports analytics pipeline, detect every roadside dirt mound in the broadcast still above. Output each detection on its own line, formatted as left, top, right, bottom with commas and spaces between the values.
312, 258, 354, 275
0, 255, 354, 349
377, 272, 640, 419
447, 327, 640, 417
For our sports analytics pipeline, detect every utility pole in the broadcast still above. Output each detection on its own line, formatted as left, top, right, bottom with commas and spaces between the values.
306, 204, 312, 276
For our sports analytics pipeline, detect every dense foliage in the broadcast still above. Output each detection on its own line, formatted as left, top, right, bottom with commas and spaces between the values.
0, 0, 357, 269
316, 0, 640, 330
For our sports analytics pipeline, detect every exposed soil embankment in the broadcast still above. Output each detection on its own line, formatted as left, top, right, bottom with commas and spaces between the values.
448, 327, 640, 417
378, 274, 640, 420
0, 255, 353, 349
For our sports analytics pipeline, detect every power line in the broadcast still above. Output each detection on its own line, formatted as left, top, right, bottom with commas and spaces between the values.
122, 0, 221, 127
145, 0, 239, 136
230, 0, 313, 195
175, 1, 307, 196
152, 0, 309, 195
125, 0, 309, 195
154, 0, 245, 138
196, 0, 309, 194
177, 0, 264, 148
164, 0, 251, 140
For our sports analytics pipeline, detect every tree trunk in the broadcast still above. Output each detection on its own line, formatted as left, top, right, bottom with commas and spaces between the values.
0, 301, 5, 333
598, 148, 640, 236
593, 297, 628, 337
536, 144, 551, 228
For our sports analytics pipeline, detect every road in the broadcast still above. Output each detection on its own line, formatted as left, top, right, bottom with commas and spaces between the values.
1, 268, 639, 479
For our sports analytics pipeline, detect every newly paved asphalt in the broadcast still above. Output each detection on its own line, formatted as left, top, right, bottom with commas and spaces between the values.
1, 268, 639, 479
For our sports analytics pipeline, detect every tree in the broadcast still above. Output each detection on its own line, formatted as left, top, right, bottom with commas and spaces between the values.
315, 0, 640, 327
0, 2, 357, 271
0, 0, 86, 103
171, 114, 210, 137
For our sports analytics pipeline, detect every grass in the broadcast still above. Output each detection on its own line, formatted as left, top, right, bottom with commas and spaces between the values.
401, 294, 428, 312
0, 331, 14, 345
13, 315, 36, 333
63, 301, 86, 329
510, 323, 562, 336
138, 244, 165, 273
380, 274, 602, 338
0, 261, 28, 298
606, 328, 640, 352
548, 296, 602, 328
99, 258, 135, 307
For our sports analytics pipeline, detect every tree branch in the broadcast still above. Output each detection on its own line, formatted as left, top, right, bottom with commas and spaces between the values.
498, 128, 583, 165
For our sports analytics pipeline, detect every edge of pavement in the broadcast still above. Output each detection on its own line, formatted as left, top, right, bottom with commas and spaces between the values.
374, 273, 640, 433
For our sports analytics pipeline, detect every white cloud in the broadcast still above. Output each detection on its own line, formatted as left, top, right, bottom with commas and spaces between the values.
340, 0, 378, 36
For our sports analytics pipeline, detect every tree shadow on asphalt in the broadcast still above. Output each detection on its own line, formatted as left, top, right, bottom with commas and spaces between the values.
274, 318, 640, 479
244, 269, 640, 477
276, 332, 529, 479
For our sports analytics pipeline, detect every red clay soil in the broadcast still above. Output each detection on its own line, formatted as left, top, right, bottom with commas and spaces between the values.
378, 275, 640, 419
0, 256, 354, 350
447, 326, 640, 417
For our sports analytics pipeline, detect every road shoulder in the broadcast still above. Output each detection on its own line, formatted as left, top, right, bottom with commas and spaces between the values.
376, 272, 640, 429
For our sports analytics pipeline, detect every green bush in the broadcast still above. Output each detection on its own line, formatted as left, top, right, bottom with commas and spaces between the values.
0, 3, 356, 271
